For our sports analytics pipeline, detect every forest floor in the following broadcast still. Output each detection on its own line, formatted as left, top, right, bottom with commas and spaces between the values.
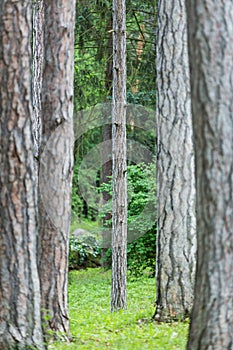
49, 268, 188, 349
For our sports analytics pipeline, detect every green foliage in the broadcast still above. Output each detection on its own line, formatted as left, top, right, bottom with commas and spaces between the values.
71, 161, 83, 219
73, 0, 157, 227
72, 0, 157, 273
71, 161, 157, 274
127, 230, 156, 278
48, 269, 189, 349
74, 0, 112, 111
126, 162, 156, 277
72, 127, 102, 220
100, 162, 157, 276
74, 0, 156, 111
126, 0, 156, 105
127, 91, 156, 109
69, 235, 101, 270
70, 217, 98, 234
74, 51, 106, 111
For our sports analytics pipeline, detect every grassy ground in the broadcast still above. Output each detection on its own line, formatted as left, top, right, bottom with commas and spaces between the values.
49, 268, 189, 349
70, 217, 99, 234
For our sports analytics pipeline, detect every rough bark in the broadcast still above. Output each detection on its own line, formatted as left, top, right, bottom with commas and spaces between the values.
186, 2, 233, 349
111, 0, 127, 312
154, 0, 196, 320
38, 1, 75, 338
0, 2, 44, 348
32, 0, 44, 162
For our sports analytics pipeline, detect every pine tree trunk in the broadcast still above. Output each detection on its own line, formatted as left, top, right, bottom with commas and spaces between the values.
154, 0, 196, 320
0, 2, 44, 348
111, 0, 127, 312
38, 1, 75, 338
32, 0, 44, 162
186, 2, 233, 348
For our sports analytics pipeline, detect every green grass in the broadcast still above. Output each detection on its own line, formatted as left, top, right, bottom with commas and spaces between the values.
49, 268, 189, 349
70, 218, 99, 234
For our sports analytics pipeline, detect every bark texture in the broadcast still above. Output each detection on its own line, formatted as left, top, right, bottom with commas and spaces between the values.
155, 0, 196, 320
0, 2, 44, 348
186, 2, 233, 349
111, 0, 127, 312
32, 0, 44, 161
38, 0, 75, 338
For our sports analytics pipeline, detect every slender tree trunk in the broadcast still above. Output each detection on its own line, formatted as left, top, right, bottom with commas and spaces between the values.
0, 2, 44, 348
154, 0, 196, 321
111, 0, 127, 312
38, 1, 75, 338
186, 2, 233, 349
101, 17, 113, 260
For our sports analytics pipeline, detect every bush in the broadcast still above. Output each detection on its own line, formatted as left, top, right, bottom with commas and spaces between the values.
69, 232, 101, 270
100, 162, 157, 277
127, 229, 156, 278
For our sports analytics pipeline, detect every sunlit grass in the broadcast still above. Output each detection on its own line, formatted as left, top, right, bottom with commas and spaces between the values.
49, 268, 189, 349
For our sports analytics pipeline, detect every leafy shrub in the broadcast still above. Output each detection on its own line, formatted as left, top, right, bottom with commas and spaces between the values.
69, 234, 101, 270
102, 229, 156, 279
127, 90, 156, 108
70, 160, 156, 275
100, 162, 157, 277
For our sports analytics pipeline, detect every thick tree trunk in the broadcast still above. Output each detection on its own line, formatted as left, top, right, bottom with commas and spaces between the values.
154, 0, 196, 321
32, 0, 44, 162
38, 1, 75, 338
0, 2, 44, 348
111, 0, 127, 312
186, 2, 233, 349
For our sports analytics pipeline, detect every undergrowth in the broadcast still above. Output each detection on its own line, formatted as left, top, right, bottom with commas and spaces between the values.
49, 268, 189, 349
